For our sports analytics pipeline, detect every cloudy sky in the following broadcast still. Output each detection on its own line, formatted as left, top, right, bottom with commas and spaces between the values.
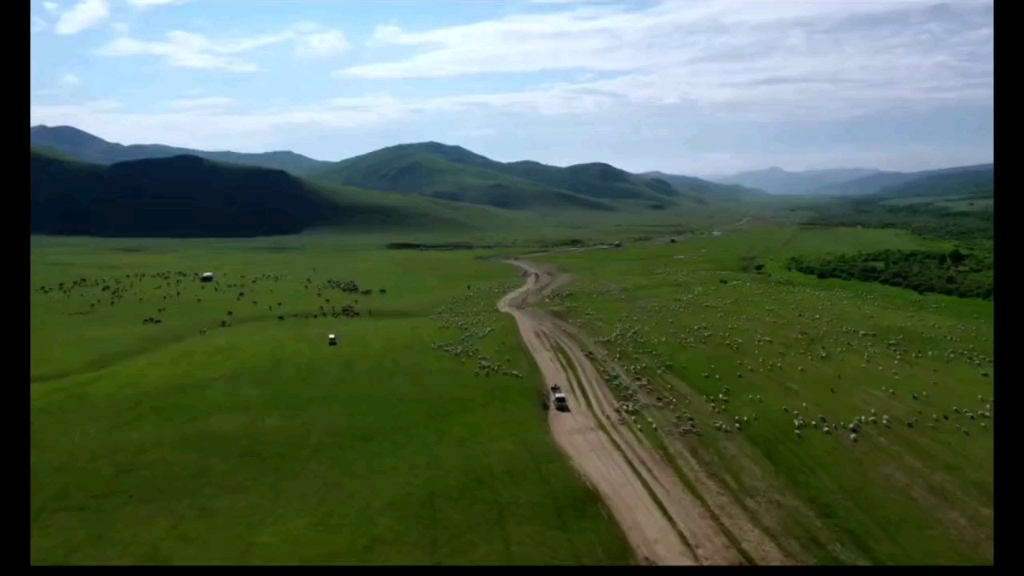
30, 0, 993, 175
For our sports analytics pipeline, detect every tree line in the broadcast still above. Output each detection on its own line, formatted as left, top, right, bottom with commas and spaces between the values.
787, 247, 993, 300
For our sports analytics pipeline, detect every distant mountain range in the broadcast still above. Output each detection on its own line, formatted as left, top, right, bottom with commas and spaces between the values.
29, 124, 992, 239
704, 167, 884, 195
31, 125, 764, 212
808, 164, 994, 198
704, 164, 994, 197
861, 165, 994, 201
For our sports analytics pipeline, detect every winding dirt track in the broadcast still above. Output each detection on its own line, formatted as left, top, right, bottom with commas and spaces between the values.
498, 260, 746, 565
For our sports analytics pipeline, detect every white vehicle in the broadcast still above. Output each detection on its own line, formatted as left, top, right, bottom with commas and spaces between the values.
201, 272, 215, 282
550, 384, 569, 412
328, 334, 337, 346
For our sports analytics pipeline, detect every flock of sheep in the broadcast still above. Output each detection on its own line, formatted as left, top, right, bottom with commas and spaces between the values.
34, 269, 386, 334
429, 282, 526, 379
535, 261, 994, 447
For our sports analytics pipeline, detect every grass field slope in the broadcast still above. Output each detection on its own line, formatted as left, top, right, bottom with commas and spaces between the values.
30, 237, 634, 565
533, 226, 993, 565
31, 125, 333, 175
31, 149, 512, 238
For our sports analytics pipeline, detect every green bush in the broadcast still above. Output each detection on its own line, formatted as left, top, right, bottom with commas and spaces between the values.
787, 247, 992, 300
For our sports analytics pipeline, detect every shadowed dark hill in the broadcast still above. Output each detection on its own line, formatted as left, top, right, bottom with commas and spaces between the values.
31, 125, 332, 175
31, 150, 495, 238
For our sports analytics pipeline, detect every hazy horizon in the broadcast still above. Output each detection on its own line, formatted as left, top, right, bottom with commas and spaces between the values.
31, 0, 993, 175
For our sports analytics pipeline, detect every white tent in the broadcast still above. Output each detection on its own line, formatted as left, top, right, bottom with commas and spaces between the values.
201, 272, 215, 282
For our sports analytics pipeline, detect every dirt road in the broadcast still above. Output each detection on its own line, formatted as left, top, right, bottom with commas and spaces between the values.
498, 260, 748, 565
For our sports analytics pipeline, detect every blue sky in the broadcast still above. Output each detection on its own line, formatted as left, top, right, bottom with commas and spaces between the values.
30, 0, 993, 175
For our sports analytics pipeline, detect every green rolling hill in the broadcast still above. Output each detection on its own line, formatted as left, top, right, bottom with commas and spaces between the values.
31, 149, 511, 238
307, 142, 750, 211
31, 126, 771, 213
308, 145, 616, 212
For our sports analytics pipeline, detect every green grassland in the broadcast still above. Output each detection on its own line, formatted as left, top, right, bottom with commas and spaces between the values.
31, 235, 633, 565
533, 226, 993, 565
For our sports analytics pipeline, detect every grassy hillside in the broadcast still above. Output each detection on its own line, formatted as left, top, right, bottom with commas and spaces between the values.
31, 125, 333, 175
308, 142, 756, 211
309, 145, 617, 211
31, 150, 506, 238
487, 159, 683, 204
31, 238, 633, 564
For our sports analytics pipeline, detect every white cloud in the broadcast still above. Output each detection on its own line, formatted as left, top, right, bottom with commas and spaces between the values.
42, 2, 60, 14
58, 73, 83, 87
83, 99, 122, 111
338, 0, 991, 119
164, 97, 234, 112
527, 0, 618, 4
30, 0, 993, 169
30, 83, 629, 148
127, 0, 196, 8
95, 30, 284, 72
29, 96, 993, 171
54, 0, 110, 35
111, 21, 130, 33
294, 29, 350, 59
94, 23, 349, 72
32, 16, 47, 34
